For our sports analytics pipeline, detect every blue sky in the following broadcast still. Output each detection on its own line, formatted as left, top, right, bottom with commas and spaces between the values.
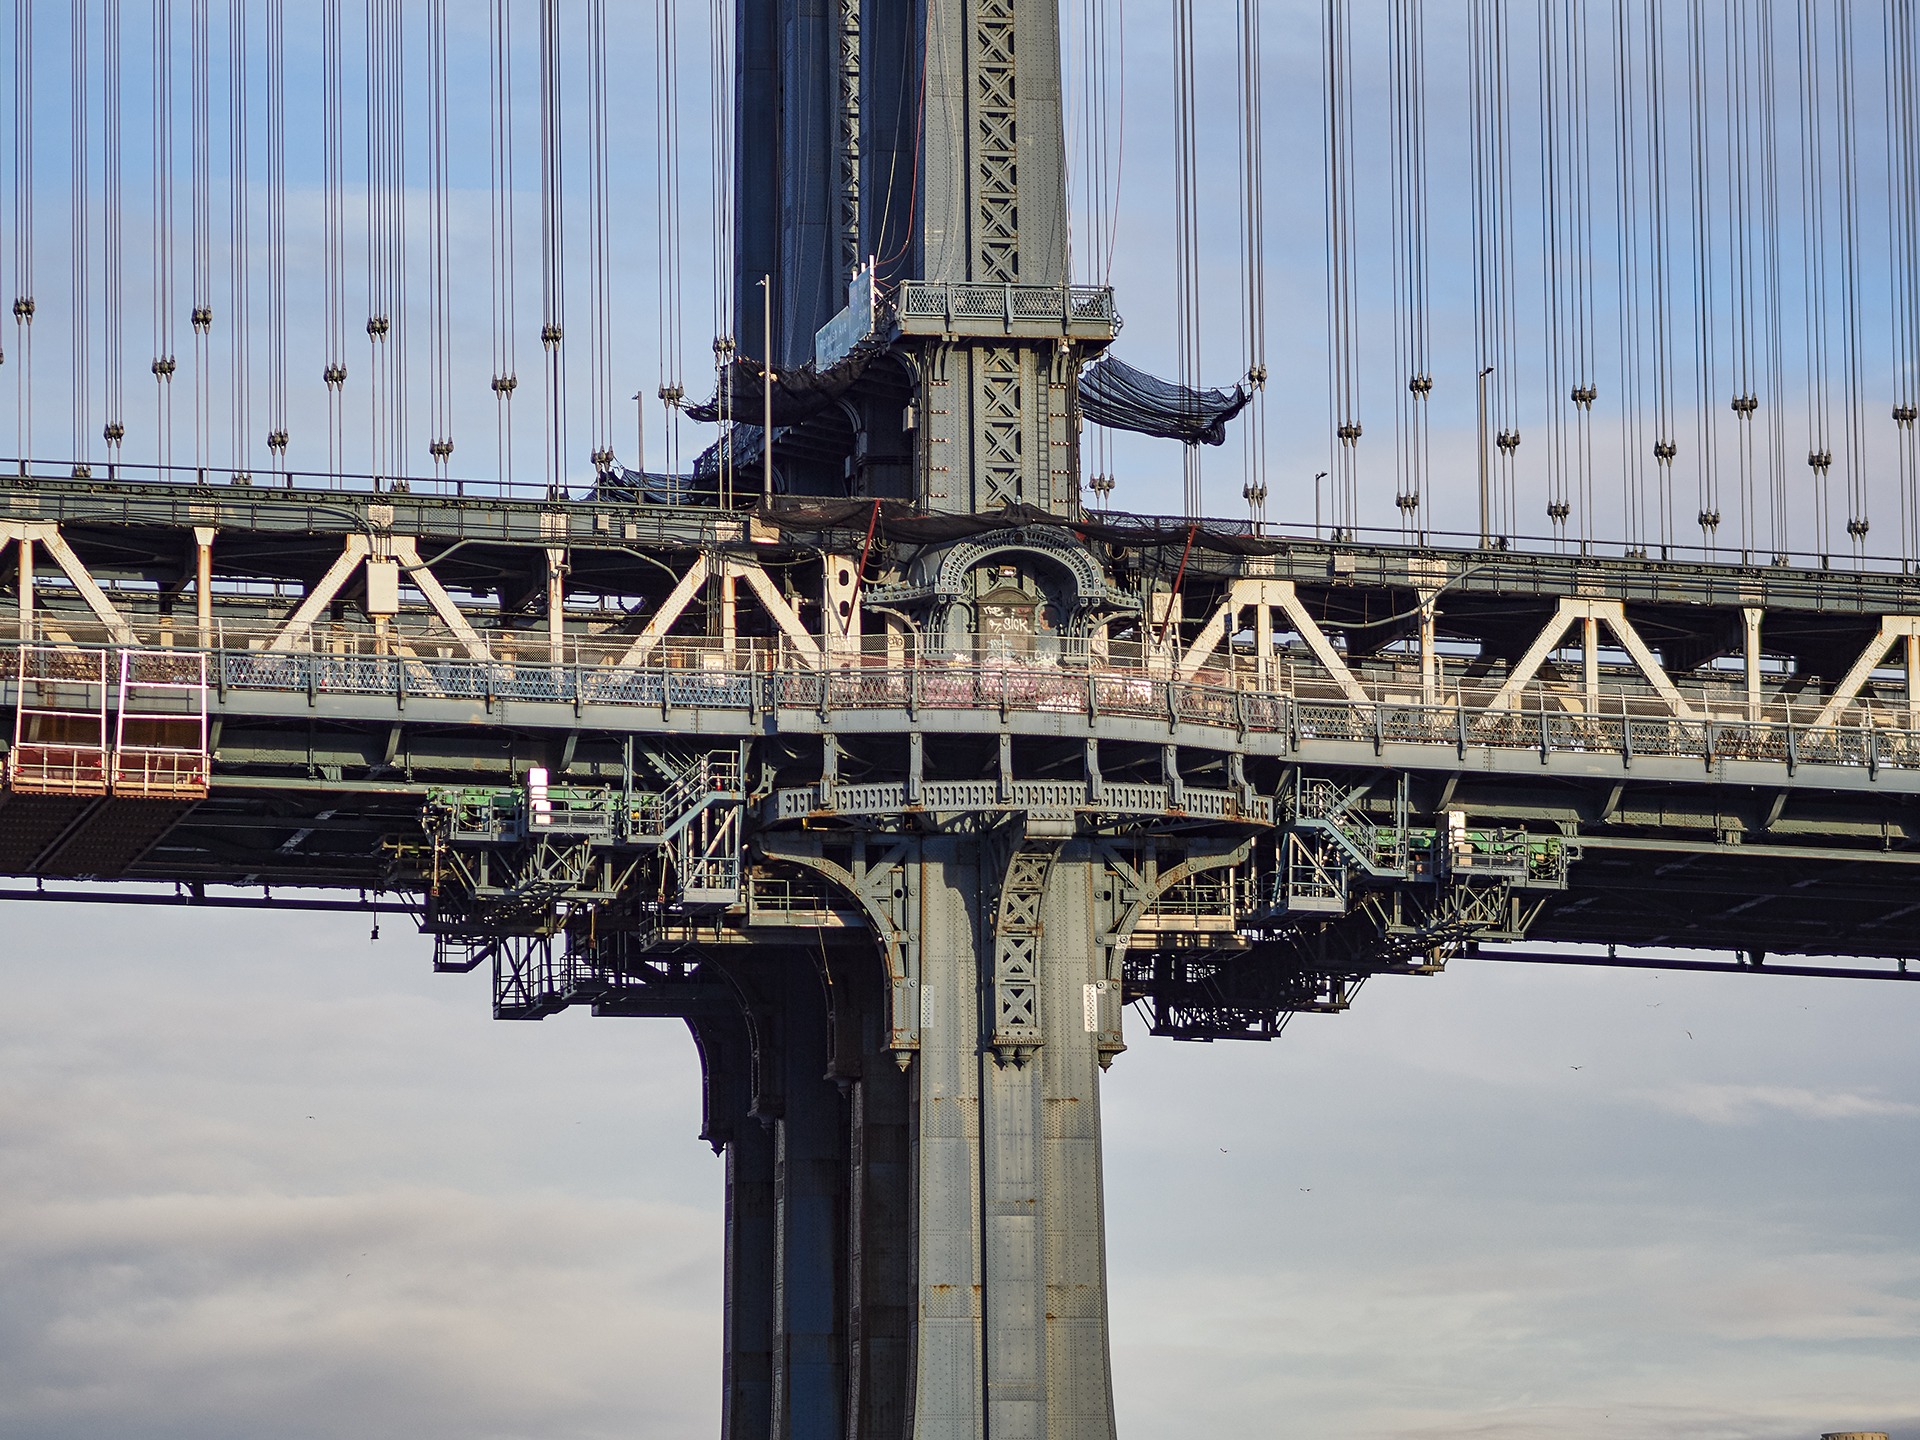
0, 4, 1917, 1436
4, 1, 1918, 556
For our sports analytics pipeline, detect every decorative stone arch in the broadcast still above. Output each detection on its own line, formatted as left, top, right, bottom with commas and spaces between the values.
928, 528, 1126, 614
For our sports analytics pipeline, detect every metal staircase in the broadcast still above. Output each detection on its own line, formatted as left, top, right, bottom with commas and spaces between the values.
417, 748, 746, 986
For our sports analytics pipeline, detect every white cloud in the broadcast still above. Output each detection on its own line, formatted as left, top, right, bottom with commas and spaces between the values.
1647, 1084, 1920, 1125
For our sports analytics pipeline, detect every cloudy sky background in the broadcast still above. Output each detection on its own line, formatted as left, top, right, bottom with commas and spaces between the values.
2, 901, 1914, 1439
1, 0, 1919, 1433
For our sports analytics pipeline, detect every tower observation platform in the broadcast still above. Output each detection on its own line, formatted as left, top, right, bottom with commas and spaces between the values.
2, 0, 1919, 1433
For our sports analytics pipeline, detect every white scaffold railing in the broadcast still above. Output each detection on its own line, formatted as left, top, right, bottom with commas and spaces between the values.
1, 643, 1916, 783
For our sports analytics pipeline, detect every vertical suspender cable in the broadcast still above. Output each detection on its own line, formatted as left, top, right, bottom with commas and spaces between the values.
1611, 0, 1648, 553
1686, 0, 1720, 547
1471, 0, 1514, 543
709, 0, 736, 502
13, 0, 34, 473
1471, 0, 1521, 541
489, 0, 518, 493
369, 0, 407, 490
104, 0, 126, 472
1323, 0, 1359, 536
1889, 0, 1920, 564
1797, 0, 1834, 559
1236, 0, 1268, 530
538, 0, 566, 498
364, 0, 380, 483
1645, 0, 1677, 552
1494, 0, 1521, 539
1727, 0, 1759, 557
1566, 0, 1599, 551
322, 0, 346, 481
428, 0, 452, 480
655, 0, 685, 478
1387, 0, 1428, 541
265, 0, 287, 476
1540, 0, 1571, 545
71, 0, 91, 476
588, 0, 613, 480
1758, 0, 1788, 562
1833, 0, 1869, 557
228, 0, 249, 481
190, 0, 210, 476
1173, 0, 1200, 517
365, 0, 389, 486
153, 0, 177, 472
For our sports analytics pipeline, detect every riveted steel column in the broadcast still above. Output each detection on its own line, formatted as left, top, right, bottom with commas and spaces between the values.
772, 953, 847, 1440
910, 836, 988, 1436
909, 834, 1116, 1439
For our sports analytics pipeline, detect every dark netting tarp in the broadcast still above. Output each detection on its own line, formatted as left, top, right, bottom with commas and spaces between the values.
752, 498, 1289, 556
684, 345, 880, 426
1077, 354, 1254, 446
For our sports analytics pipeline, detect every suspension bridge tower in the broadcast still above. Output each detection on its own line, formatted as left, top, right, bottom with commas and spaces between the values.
2, 3, 1918, 1437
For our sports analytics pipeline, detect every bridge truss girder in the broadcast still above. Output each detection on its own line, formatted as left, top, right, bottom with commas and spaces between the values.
5, 473, 1920, 1434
